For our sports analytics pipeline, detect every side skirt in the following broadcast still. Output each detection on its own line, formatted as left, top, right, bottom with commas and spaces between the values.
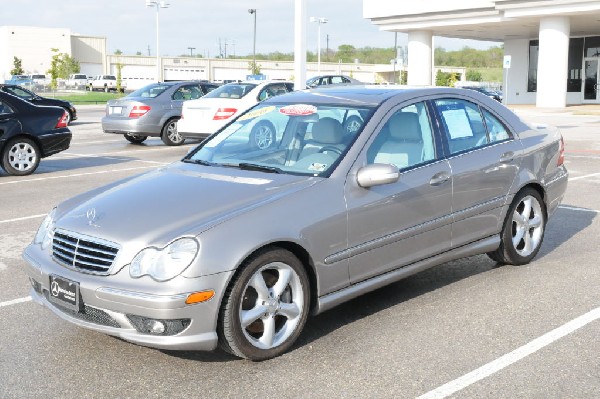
313, 235, 499, 315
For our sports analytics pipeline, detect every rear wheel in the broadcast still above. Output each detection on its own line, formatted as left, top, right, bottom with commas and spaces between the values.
218, 248, 310, 361
1, 137, 41, 176
124, 133, 148, 144
487, 188, 546, 265
161, 118, 184, 146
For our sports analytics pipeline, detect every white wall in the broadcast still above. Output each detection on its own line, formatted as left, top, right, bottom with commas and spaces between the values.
503, 39, 535, 105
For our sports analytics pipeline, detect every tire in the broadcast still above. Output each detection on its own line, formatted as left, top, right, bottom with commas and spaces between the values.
161, 118, 184, 146
487, 188, 546, 265
124, 133, 148, 144
250, 121, 276, 150
218, 248, 310, 361
1, 137, 41, 176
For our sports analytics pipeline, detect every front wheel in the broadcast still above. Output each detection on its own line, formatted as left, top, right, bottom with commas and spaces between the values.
487, 188, 546, 265
161, 118, 184, 146
124, 133, 148, 144
218, 248, 310, 361
1, 137, 41, 176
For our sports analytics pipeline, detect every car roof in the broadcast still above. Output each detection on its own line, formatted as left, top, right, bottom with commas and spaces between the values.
264, 85, 504, 108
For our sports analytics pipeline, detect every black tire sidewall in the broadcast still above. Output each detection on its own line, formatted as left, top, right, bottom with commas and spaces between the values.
161, 119, 183, 146
124, 134, 147, 144
219, 248, 310, 361
1, 137, 41, 176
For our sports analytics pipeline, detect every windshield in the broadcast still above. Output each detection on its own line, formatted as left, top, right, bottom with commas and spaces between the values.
186, 102, 374, 177
127, 83, 170, 98
202, 83, 257, 99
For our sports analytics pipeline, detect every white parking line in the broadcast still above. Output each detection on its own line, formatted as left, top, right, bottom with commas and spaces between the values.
0, 214, 47, 224
57, 152, 169, 165
0, 165, 156, 186
418, 306, 600, 399
569, 172, 600, 181
0, 296, 31, 308
559, 205, 599, 213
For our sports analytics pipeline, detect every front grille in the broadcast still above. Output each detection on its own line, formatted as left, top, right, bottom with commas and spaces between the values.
52, 229, 119, 275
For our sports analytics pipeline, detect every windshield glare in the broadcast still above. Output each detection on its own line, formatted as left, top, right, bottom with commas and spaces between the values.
187, 103, 373, 176
202, 83, 258, 99
128, 83, 170, 98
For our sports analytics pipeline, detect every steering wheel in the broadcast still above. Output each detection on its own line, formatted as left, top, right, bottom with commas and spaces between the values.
318, 146, 343, 155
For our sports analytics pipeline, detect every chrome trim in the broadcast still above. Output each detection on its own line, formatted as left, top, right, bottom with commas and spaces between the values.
52, 229, 121, 275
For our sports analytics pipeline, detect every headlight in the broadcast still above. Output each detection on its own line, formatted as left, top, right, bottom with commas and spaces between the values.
130, 238, 199, 282
33, 208, 56, 250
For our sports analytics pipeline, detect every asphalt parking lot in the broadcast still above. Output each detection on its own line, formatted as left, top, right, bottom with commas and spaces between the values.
0, 105, 599, 398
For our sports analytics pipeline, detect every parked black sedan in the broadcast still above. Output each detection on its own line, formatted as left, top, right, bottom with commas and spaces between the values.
0, 84, 77, 124
0, 91, 72, 176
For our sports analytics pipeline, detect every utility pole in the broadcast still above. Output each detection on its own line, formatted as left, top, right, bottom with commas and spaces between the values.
147, 45, 151, 56
326, 34, 329, 62
188, 47, 195, 57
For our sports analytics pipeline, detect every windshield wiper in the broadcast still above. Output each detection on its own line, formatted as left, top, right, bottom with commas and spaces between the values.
183, 158, 213, 166
237, 163, 282, 174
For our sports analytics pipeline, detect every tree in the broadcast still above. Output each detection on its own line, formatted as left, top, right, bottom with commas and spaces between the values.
466, 69, 483, 82
337, 45, 357, 63
47, 48, 80, 89
136, 51, 142, 56
114, 49, 123, 55
10, 57, 24, 75
248, 61, 261, 75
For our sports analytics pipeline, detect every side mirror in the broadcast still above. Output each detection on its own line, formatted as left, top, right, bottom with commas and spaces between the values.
356, 163, 399, 188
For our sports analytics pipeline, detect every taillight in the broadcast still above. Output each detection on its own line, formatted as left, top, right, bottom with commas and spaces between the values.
557, 136, 565, 166
55, 111, 68, 128
129, 105, 151, 118
213, 108, 237, 120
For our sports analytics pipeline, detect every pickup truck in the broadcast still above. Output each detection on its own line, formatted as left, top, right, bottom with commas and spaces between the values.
65, 74, 89, 89
4, 75, 34, 88
88, 75, 126, 92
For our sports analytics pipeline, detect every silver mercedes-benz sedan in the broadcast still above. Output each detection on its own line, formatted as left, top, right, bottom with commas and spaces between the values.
101, 81, 219, 146
23, 86, 568, 360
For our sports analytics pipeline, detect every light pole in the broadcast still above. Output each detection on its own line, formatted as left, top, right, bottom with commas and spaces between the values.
188, 47, 195, 57
310, 17, 327, 74
248, 9, 257, 74
146, 0, 169, 82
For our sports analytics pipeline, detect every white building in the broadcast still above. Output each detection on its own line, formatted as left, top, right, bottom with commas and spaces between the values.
1, 25, 465, 91
364, 0, 600, 107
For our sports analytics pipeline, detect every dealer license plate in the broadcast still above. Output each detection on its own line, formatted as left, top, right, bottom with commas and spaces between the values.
109, 106, 123, 115
48, 275, 80, 312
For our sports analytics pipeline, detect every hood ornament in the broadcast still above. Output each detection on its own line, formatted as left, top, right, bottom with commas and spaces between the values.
86, 208, 100, 227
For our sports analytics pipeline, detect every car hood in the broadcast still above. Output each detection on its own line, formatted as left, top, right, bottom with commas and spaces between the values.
54, 162, 319, 247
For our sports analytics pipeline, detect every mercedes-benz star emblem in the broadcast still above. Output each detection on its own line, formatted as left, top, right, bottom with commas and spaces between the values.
86, 208, 98, 226
50, 281, 60, 297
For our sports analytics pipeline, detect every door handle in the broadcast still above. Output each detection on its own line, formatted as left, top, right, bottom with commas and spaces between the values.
499, 151, 514, 163
429, 172, 451, 186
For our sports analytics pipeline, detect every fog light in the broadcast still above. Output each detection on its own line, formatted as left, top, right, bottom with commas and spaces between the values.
147, 320, 166, 334
127, 315, 191, 336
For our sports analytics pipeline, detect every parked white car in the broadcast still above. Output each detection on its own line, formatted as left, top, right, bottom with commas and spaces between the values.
177, 80, 294, 140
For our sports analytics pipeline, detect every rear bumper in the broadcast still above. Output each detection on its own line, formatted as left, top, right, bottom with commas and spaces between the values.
39, 130, 72, 157
544, 165, 569, 218
102, 117, 162, 136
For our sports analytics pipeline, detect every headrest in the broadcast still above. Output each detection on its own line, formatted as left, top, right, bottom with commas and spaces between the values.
311, 117, 344, 144
388, 112, 422, 142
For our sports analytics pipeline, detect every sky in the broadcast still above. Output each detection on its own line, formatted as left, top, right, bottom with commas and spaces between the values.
0, 0, 499, 58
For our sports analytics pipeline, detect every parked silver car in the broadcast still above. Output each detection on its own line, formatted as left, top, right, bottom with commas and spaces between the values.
23, 86, 568, 360
102, 81, 219, 146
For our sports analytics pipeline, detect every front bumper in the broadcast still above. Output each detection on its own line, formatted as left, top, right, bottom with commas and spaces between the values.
23, 245, 234, 351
